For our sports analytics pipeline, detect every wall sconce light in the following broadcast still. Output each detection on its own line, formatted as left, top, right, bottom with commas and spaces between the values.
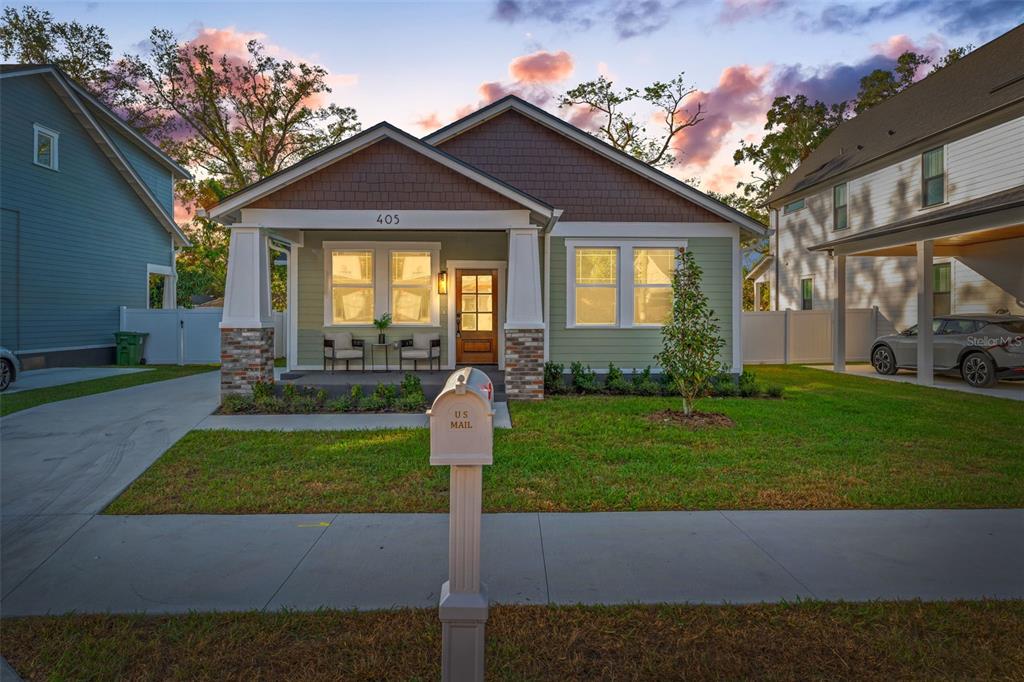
438, 270, 448, 295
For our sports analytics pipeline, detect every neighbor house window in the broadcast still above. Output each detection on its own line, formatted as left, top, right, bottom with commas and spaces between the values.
574, 247, 618, 325
922, 147, 944, 207
783, 198, 805, 214
33, 124, 58, 170
800, 278, 813, 310
832, 184, 848, 230
933, 262, 951, 315
329, 249, 374, 324
390, 251, 432, 324
633, 248, 675, 325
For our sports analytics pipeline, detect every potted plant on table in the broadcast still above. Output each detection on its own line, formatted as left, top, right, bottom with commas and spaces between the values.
373, 313, 392, 344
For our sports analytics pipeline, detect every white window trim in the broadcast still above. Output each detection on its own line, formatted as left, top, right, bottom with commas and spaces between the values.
920, 145, 948, 211
322, 240, 440, 328
33, 123, 59, 171
565, 238, 687, 329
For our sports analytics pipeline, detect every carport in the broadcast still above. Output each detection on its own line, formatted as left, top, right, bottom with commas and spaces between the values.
810, 186, 1024, 386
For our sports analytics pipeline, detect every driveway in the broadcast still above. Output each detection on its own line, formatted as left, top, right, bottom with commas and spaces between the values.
810, 364, 1024, 400
5, 366, 151, 393
0, 371, 218, 596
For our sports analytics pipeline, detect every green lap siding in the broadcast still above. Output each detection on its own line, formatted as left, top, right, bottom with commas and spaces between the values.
296, 230, 507, 367
0, 75, 175, 354
548, 236, 734, 370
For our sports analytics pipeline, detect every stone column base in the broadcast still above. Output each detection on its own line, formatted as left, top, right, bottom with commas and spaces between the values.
221, 327, 275, 395
504, 328, 544, 400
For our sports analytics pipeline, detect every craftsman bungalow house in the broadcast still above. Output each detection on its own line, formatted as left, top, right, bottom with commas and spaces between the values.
207, 96, 768, 398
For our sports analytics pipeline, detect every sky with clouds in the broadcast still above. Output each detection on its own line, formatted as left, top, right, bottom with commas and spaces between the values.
33, 0, 1024, 194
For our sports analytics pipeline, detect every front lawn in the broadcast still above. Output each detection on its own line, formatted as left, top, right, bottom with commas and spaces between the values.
106, 366, 1024, 514
3, 600, 1021, 681
0, 365, 218, 417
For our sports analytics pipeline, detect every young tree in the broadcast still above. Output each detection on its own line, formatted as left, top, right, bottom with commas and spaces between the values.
656, 249, 726, 416
558, 72, 703, 168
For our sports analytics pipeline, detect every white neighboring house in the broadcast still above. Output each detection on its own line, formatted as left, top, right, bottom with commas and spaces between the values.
755, 25, 1024, 385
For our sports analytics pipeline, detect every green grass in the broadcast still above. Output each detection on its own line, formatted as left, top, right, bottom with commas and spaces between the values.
3, 600, 1021, 681
106, 366, 1024, 514
0, 365, 217, 417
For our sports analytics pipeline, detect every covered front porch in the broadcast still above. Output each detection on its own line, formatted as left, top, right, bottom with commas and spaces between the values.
816, 187, 1024, 386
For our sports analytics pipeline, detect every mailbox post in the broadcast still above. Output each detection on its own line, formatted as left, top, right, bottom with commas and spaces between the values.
428, 368, 495, 682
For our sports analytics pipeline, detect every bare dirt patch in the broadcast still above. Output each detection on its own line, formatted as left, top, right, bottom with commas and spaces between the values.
647, 410, 735, 429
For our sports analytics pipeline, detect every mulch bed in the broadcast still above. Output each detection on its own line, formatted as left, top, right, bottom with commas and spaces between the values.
647, 409, 735, 429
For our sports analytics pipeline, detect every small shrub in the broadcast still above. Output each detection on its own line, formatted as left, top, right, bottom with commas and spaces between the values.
765, 384, 785, 399
220, 394, 253, 414
251, 381, 273, 402
737, 370, 760, 398
288, 395, 319, 414
360, 394, 389, 411
400, 373, 423, 396
544, 362, 565, 394
395, 390, 426, 412
710, 373, 738, 397
349, 384, 365, 403
570, 361, 599, 394
282, 383, 298, 402
604, 362, 631, 394
631, 367, 661, 396
326, 396, 353, 412
373, 383, 398, 407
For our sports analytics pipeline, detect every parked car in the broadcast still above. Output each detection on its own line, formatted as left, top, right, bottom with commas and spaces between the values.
0, 347, 21, 392
870, 314, 1024, 387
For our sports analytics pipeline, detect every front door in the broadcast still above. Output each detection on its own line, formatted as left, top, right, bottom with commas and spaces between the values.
456, 269, 498, 365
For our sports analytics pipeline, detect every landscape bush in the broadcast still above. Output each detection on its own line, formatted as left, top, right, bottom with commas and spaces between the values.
540, 362, 784, 399
219, 373, 427, 414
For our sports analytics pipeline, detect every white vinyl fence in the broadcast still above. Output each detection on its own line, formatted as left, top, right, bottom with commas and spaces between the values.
119, 307, 287, 365
742, 307, 879, 365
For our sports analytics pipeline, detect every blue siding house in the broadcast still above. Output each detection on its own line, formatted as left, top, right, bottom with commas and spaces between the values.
0, 64, 190, 367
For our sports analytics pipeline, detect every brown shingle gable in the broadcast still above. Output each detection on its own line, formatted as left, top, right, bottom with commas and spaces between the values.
436, 110, 725, 222
251, 138, 523, 211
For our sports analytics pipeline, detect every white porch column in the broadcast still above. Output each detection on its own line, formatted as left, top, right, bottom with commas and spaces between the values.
833, 253, 846, 372
504, 228, 545, 399
916, 239, 934, 387
220, 227, 275, 395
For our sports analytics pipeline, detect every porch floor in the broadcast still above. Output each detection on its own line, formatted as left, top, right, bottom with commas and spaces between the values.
278, 366, 504, 401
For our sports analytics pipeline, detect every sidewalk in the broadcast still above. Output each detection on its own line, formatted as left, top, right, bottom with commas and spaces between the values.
3, 509, 1021, 615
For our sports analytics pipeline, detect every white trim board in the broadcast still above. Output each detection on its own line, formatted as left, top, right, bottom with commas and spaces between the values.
445, 259, 507, 371
236, 208, 533, 231
553, 222, 741, 239
423, 97, 769, 238
208, 123, 554, 223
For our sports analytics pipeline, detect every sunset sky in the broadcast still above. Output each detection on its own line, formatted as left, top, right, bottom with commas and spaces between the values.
31, 0, 1023, 194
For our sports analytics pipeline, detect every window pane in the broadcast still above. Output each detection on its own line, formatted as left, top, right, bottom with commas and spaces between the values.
576, 248, 617, 285
36, 133, 52, 166
462, 313, 477, 331
783, 199, 805, 214
392, 286, 430, 323
332, 251, 372, 284
477, 275, 492, 293
833, 184, 847, 207
924, 177, 944, 206
477, 294, 492, 312
576, 286, 616, 325
462, 275, 476, 293
461, 294, 477, 312
933, 263, 951, 293
478, 313, 493, 331
332, 287, 373, 323
392, 251, 431, 286
634, 249, 675, 285
634, 287, 672, 324
923, 148, 943, 178
834, 205, 848, 230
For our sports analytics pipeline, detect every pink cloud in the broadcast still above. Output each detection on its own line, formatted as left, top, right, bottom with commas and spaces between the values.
870, 33, 945, 60
673, 64, 770, 169
508, 50, 574, 83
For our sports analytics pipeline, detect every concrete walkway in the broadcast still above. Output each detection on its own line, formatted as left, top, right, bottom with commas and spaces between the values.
2, 509, 1021, 615
0, 371, 219, 595
5, 366, 150, 393
809, 364, 1024, 401
194, 402, 513, 430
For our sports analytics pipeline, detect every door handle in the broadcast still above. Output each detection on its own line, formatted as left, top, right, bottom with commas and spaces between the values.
455, 313, 462, 336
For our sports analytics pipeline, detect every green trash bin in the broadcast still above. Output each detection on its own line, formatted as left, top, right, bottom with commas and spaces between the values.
114, 331, 149, 366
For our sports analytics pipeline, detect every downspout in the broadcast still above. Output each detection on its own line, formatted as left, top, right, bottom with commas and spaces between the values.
542, 209, 564, 363
772, 208, 780, 311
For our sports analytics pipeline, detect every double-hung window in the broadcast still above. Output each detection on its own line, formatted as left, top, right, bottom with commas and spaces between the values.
33, 124, 58, 170
922, 147, 944, 207
574, 247, 618, 325
800, 278, 813, 310
832, 184, 848, 230
329, 250, 374, 324
632, 248, 674, 325
933, 262, 951, 315
390, 251, 432, 324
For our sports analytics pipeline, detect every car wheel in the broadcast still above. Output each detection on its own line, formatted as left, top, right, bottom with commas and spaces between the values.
961, 352, 997, 388
871, 345, 897, 375
0, 359, 12, 392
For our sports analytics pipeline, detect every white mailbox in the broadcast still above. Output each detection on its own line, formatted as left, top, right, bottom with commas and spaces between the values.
428, 367, 494, 466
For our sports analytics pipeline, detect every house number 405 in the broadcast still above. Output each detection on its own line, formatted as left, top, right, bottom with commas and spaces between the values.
376, 213, 400, 225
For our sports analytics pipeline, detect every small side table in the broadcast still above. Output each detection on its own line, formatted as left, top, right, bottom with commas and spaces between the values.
370, 342, 390, 372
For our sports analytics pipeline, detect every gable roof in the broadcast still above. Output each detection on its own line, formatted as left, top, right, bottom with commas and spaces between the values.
207, 121, 555, 224
769, 24, 1024, 205
424, 95, 769, 238
1, 64, 191, 246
